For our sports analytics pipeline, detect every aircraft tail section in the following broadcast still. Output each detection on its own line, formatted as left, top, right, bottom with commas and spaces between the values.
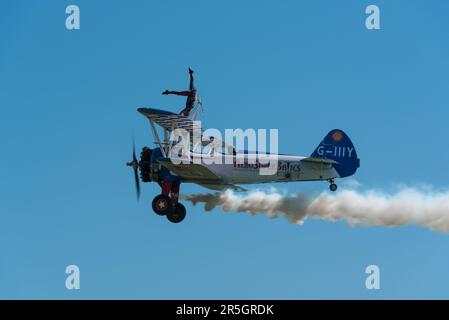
311, 129, 360, 178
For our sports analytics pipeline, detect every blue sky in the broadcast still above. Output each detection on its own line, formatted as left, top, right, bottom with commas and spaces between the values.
1, 0, 449, 299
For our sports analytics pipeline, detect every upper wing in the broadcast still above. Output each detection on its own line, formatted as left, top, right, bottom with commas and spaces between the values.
138, 107, 202, 135
138, 107, 235, 153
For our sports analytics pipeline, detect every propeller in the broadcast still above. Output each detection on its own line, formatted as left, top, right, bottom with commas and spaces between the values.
126, 141, 141, 200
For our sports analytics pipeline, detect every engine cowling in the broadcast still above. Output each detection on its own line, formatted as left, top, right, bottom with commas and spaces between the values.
139, 147, 160, 183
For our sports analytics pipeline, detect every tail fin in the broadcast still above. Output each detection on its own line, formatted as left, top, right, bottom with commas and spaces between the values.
311, 129, 360, 178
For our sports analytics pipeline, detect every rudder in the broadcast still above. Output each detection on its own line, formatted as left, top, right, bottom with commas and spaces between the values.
311, 129, 360, 178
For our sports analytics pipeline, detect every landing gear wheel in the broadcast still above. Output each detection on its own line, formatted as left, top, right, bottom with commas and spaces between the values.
152, 194, 172, 216
329, 183, 338, 192
167, 203, 186, 223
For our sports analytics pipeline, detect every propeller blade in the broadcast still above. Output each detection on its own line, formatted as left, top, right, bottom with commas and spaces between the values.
128, 141, 141, 201
134, 164, 141, 200
133, 143, 138, 162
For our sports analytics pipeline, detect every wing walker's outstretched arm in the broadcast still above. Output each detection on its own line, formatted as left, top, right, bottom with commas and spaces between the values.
162, 68, 197, 117
162, 90, 191, 96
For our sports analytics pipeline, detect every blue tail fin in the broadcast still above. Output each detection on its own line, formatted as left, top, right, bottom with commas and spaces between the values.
311, 129, 360, 178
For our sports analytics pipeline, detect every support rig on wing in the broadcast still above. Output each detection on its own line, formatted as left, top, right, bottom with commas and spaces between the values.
126, 144, 187, 223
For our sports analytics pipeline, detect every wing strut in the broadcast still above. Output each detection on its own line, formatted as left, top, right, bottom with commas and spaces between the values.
149, 119, 167, 157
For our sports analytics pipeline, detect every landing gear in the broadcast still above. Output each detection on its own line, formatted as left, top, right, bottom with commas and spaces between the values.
152, 181, 187, 223
328, 179, 338, 192
167, 203, 186, 223
152, 194, 172, 216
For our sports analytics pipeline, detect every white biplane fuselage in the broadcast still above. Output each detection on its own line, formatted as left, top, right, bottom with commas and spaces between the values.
159, 152, 340, 191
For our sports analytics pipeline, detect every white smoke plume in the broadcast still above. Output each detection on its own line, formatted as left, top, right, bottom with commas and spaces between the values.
182, 187, 449, 232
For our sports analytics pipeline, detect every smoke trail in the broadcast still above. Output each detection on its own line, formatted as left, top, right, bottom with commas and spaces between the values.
182, 188, 449, 232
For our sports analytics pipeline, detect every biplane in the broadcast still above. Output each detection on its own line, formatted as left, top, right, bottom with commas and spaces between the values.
127, 107, 360, 223
127, 71, 360, 223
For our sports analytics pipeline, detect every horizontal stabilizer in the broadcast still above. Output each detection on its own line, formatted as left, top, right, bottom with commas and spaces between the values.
300, 157, 339, 165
